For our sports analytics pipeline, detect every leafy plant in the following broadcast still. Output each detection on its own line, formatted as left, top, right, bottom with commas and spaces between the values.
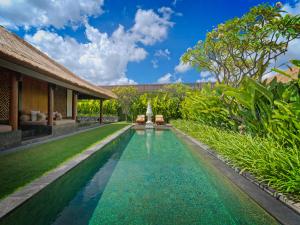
267, 60, 300, 146
182, 3, 300, 86
112, 86, 138, 121
181, 84, 234, 129
222, 76, 274, 134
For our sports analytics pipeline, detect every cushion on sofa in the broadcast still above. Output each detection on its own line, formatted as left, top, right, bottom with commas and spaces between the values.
20, 114, 30, 122
31, 111, 40, 121
55, 113, 63, 120
37, 112, 46, 121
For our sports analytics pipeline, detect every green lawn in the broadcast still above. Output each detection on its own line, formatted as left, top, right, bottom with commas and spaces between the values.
172, 120, 300, 201
0, 123, 129, 199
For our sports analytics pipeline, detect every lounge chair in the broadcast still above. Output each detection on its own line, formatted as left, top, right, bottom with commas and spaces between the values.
155, 115, 164, 125
136, 115, 145, 124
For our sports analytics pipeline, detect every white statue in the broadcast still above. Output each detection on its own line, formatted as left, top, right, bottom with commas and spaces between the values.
145, 100, 154, 129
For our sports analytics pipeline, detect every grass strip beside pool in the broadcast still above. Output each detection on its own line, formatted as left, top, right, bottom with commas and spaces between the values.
0, 123, 129, 200
171, 120, 300, 201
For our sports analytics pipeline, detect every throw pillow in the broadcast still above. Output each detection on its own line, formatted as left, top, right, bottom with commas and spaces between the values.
31, 111, 40, 121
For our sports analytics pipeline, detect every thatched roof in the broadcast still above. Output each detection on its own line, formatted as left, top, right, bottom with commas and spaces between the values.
0, 26, 116, 99
267, 67, 299, 84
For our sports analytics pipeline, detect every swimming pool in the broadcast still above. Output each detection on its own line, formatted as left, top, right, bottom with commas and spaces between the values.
0, 129, 279, 225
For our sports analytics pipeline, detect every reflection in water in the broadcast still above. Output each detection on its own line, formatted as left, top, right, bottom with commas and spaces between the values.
135, 130, 145, 136
137, 129, 164, 157
154, 130, 163, 136
145, 129, 153, 156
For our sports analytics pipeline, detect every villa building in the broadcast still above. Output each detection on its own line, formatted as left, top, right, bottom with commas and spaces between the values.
0, 26, 116, 149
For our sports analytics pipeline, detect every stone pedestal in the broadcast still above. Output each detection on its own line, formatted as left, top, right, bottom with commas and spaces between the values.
145, 121, 154, 129
145, 101, 154, 129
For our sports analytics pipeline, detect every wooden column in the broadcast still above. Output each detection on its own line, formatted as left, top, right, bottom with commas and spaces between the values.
48, 85, 54, 126
72, 92, 77, 120
10, 74, 18, 131
99, 99, 103, 124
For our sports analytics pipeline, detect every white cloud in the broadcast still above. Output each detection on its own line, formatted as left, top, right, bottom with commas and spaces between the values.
262, 38, 300, 80
114, 77, 137, 85
200, 71, 213, 78
257, 2, 300, 81
154, 49, 171, 60
262, 71, 275, 81
283, 1, 300, 15
157, 73, 172, 84
197, 71, 216, 83
271, 2, 300, 68
175, 77, 182, 83
174, 61, 191, 73
158, 7, 174, 20
24, 8, 174, 85
0, 0, 104, 29
25, 25, 145, 85
0, 0, 11, 7
273, 39, 300, 67
131, 7, 174, 45
151, 59, 159, 69
151, 48, 171, 68
157, 73, 182, 83
172, 0, 180, 6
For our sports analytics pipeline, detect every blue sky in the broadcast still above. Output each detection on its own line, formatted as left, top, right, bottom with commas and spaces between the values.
0, 0, 299, 85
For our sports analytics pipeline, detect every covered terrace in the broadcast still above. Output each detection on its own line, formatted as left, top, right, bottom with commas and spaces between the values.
0, 26, 116, 149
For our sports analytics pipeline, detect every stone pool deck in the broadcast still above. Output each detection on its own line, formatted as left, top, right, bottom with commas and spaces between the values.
0, 125, 132, 219
133, 124, 172, 130
0, 123, 107, 154
173, 127, 300, 225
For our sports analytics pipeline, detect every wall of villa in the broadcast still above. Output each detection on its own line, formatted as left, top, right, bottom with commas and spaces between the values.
0, 68, 11, 122
22, 76, 48, 114
54, 86, 67, 118
22, 76, 69, 118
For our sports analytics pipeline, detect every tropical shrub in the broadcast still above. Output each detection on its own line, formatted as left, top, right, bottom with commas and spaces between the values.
181, 84, 234, 129
78, 100, 100, 116
130, 85, 189, 122
182, 3, 300, 86
177, 2, 300, 147
103, 99, 119, 116
112, 86, 138, 121
267, 60, 300, 146
179, 60, 300, 147
221, 76, 274, 135
78, 83, 191, 122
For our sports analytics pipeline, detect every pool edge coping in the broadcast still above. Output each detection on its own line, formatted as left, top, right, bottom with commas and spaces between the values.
172, 127, 300, 225
0, 124, 133, 219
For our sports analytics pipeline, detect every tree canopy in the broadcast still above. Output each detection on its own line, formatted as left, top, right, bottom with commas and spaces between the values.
182, 3, 300, 86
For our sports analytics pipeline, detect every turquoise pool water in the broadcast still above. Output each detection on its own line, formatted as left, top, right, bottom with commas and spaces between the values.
0, 129, 279, 225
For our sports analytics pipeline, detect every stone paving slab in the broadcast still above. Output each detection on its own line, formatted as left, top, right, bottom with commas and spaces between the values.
0, 125, 132, 219
0, 124, 109, 155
